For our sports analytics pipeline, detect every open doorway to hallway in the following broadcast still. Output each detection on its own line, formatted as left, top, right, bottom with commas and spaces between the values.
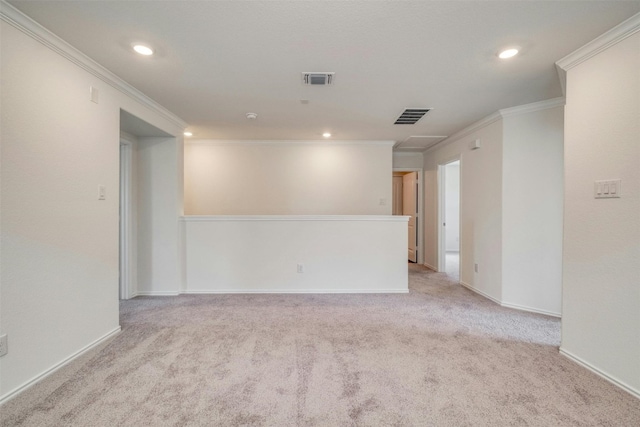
439, 160, 460, 281
392, 169, 422, 264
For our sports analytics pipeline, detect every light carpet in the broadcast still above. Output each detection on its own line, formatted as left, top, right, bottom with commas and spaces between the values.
2, 264, 639, 426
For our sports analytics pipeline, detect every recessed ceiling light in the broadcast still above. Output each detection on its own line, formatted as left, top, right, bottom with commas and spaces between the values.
184, 131, 193, 137
133, 44, 154, 56
498, 48, 519, 59
322, 132, 331, 138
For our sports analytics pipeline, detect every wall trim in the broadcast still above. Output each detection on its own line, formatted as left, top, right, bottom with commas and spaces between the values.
185, 139, 396, 146
0, 327, 121, 405
424, 96, 566, 154
423, 263, 437, 272
499, 97, 565, 118
0, 1, 187, 131
135, 291, 180, 296
501, 301, 561, 318
424, 112, 502, 154
555, 12, 640, 95
461, 281, 562, 318
181, 215, 409, 222
559, 348, 640, 400
182, 289, 409, 295
459, 280, 502, 305
556, 12, 640, 72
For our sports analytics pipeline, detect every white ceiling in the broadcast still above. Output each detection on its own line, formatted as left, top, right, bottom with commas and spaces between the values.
8, 1, 640, 149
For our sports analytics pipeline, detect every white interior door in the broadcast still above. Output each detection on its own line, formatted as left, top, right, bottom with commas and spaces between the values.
403, 172, 418, 262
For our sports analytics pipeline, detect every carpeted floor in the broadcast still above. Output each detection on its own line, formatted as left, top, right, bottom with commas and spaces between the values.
2, 264, 639, 426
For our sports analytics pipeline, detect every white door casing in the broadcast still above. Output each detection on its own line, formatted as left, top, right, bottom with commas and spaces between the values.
403, 172, 418, 262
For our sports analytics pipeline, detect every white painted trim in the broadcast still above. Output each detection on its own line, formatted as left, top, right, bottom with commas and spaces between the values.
501, 301, 561, 318
423, 263, 437, 272
425, 97, 566, 154
559, 348, 640, 400
182, 289, 409, 295
499, 97, 565, 118
0, 1, 187, 131
0, 327, 121, 405
459, 280, 502, 305
135, 291, 180, 296
556, 12, 640, 72
181, 215, 409, 222
461, 281, 562, 318
185, 139, 396, 146
424, 112, 502, 154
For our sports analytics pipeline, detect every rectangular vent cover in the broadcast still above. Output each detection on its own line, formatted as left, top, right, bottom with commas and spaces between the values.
302, 72, 335, 85
394, 108, 431, 124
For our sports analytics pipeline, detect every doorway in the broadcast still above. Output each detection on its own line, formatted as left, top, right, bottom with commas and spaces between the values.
392, 169, 422, 264
438, 160, 460, 280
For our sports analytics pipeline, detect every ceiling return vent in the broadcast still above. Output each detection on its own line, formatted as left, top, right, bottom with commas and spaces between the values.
302, 72, 335, 85
394, 108, 431, 124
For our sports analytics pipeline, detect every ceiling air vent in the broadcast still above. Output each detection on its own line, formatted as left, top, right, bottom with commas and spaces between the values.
394, 108, 431, 125
302, 72, 335, 85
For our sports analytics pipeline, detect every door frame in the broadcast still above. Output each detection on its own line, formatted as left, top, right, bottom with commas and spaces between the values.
119, 135, 134, 300
437, 156, 461, 273
393, 167, 423, 265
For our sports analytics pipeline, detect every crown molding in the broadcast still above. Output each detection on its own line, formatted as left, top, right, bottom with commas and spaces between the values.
424, 97, 565, 154
499, 97, 565, 118
0, 1, 187, 131
185, 139, 396, 146
424, 111, 502, 154
556, 12, 640, 72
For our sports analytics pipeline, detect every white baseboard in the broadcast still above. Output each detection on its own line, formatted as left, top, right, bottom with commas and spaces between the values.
181, 289, 409, 294
135, 291, 180, 296
0, 326, 121, 406
459, 280, 501, 305
423, 263, 438, 272
559, 348, 640, 399
460, 281, 561, 318
501, 301, 561, 318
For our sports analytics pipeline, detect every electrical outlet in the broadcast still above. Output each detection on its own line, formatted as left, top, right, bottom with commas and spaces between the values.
474, 263, 479, 273
98, 185, 106, 200
0, 334, 7, 357
297, 264, 304, 273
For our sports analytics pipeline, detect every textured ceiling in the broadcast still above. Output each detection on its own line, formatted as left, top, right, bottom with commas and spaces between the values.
8, 1, 640, 148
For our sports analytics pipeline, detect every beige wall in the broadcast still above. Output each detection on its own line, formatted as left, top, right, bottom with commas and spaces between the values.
423, 100, 564, 315
423, 119, 504, 301
0, 19, 183, 399
184, 141, 393, 215
502, 106, 564, 316
561, 31, 640, 395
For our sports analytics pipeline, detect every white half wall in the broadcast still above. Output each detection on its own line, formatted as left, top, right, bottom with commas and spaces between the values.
0, 10, 184, 401
182, 216, 408, 293
560, 28, 640, 396
184, 141, 393, 215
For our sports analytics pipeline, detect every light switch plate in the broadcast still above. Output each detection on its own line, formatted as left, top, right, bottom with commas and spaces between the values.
595, 179, 621, 199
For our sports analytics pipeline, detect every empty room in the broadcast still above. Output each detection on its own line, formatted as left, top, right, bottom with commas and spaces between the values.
1, 1, 639, 425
